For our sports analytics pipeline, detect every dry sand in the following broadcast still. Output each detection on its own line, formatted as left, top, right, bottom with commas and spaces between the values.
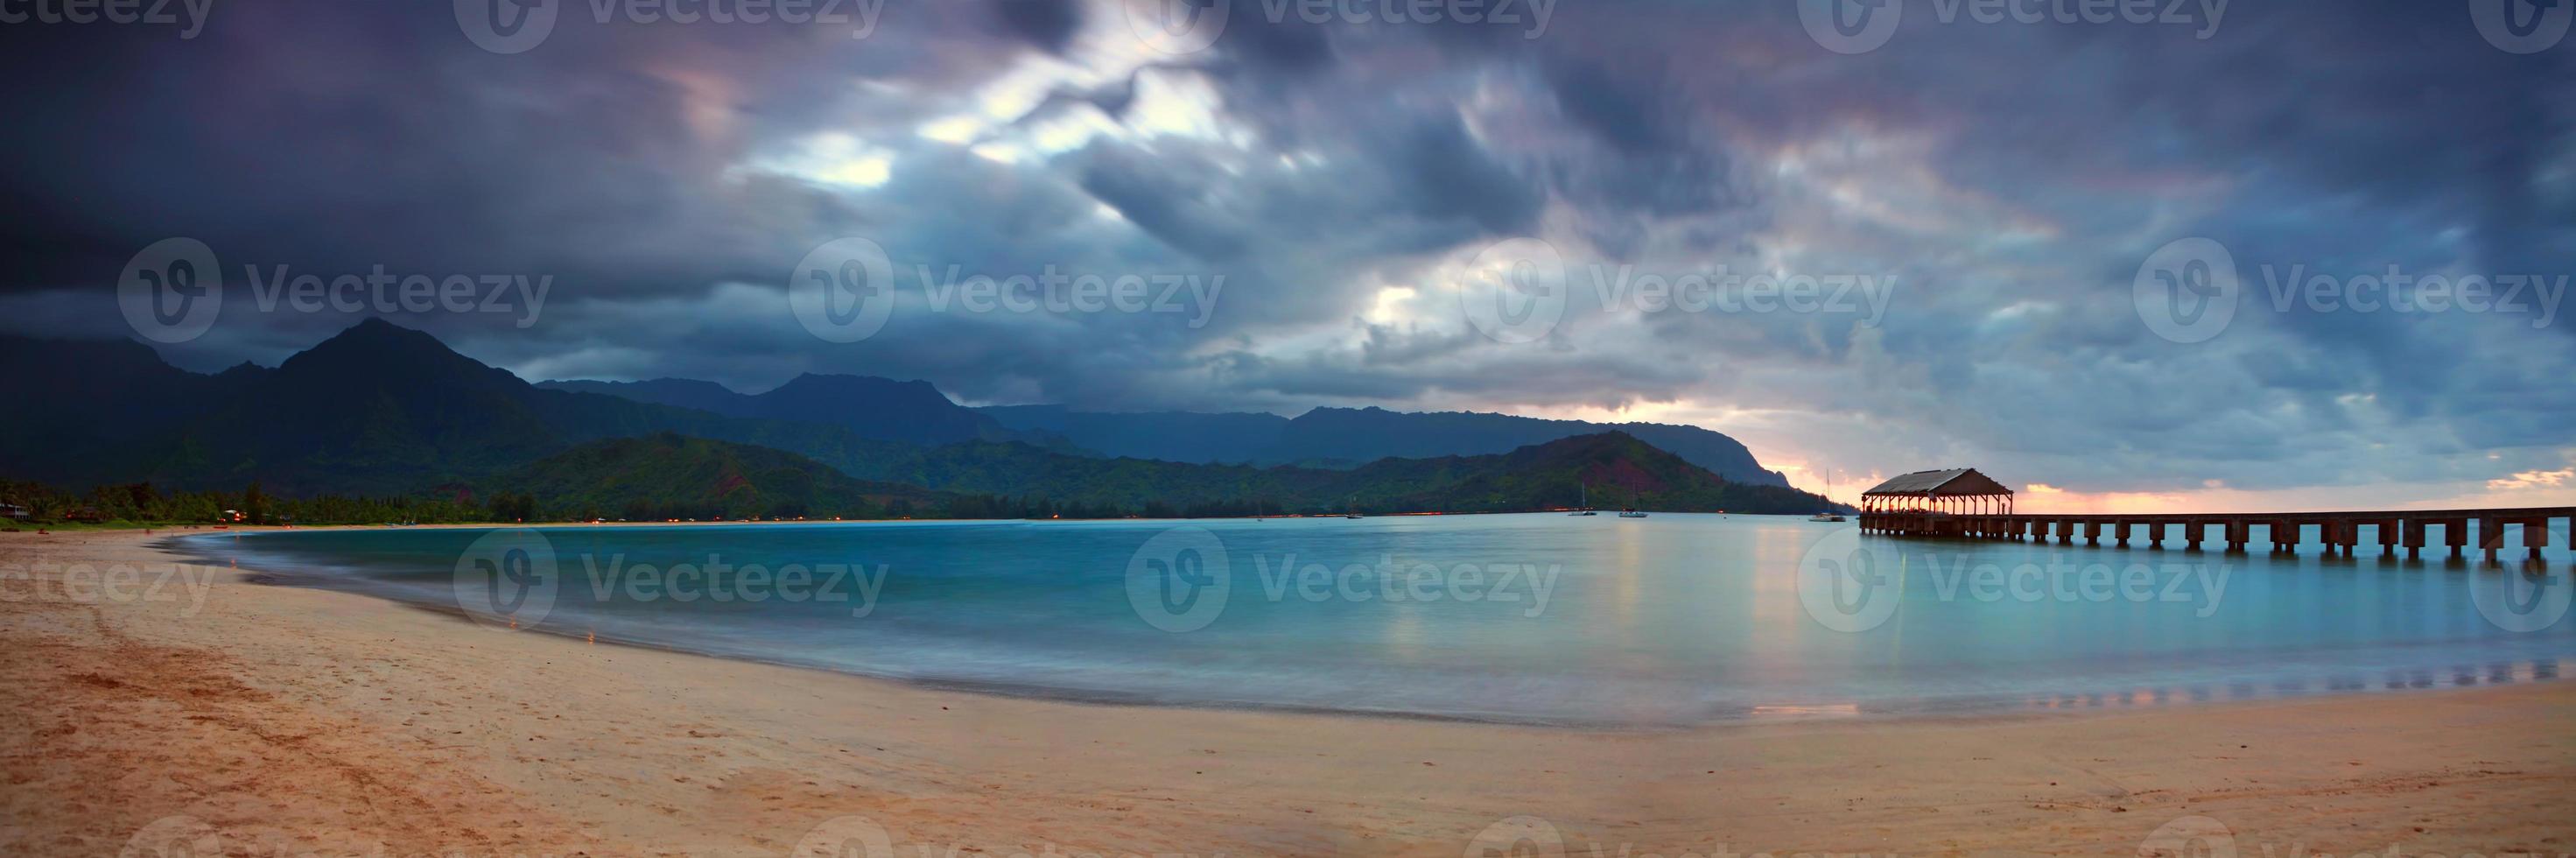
1, 528, 2570, 857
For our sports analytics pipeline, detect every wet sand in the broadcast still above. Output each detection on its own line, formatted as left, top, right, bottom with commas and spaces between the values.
2, 529, 2570, 856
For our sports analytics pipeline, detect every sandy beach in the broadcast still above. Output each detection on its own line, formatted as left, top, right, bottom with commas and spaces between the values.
2, 528, 2570, 857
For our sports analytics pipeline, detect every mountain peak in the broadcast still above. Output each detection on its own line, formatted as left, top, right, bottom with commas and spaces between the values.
278, 318, 520, 390
302, 318, 447, 355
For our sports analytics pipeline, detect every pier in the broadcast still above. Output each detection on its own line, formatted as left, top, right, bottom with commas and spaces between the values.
1856, 468, 2574, 564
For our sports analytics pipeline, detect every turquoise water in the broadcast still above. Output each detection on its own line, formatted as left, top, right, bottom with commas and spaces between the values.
183, 513, 2575, 727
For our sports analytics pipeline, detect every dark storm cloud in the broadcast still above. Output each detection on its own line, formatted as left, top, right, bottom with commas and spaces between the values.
992, 0, 1085, 53
1, 0, 2570, 501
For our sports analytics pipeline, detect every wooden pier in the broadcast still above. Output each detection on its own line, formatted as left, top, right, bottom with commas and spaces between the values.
1856, 468, 2572, 564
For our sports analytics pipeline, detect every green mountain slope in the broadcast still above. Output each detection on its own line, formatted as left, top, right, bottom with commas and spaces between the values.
490, 433, 958, 521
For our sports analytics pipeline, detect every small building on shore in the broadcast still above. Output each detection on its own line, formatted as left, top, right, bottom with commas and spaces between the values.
1861, 468, 2015, 516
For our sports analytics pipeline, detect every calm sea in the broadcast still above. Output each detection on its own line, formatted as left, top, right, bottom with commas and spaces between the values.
180, 513, 2575, 727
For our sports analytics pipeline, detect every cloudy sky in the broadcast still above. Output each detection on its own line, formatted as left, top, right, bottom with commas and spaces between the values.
3, 0, 2572, 510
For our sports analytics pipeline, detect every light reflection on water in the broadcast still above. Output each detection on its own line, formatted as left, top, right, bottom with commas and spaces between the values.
186, 512, 2573, 728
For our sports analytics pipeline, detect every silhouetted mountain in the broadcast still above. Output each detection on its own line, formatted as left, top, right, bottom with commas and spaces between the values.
0, 320, 910, 495
542, 374, 1014, 446
975, 404, 1793, 487
0, 335, 265, 483
863, 432, 1835, 515
493, 433, 958, 521
539, 378, 742, 415
0, 321, 1835, 516
976, 404, 1289, 464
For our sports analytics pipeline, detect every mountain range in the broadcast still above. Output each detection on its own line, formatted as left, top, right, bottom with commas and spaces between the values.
0, 320, 1837, 516
536, 379, 1793, 487
976, 404, 1793, 486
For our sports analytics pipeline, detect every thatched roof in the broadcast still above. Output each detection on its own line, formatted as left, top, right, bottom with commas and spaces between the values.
1861, 468, 2013, 497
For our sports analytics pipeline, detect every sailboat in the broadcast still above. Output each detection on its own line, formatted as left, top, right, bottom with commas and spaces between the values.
1809, 468, 1847, 522
1618, 486, 1647, 518
1569, 482, 1597, 516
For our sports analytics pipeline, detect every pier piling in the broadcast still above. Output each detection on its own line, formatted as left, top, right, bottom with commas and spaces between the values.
1854, 505, 2571, 567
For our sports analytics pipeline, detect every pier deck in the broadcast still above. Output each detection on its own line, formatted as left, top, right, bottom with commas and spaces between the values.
1857, 507, 2576, 564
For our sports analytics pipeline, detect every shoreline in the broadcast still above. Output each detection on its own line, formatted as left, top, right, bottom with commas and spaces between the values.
172, 522, 2571, 733
4, 529, 2572, 855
